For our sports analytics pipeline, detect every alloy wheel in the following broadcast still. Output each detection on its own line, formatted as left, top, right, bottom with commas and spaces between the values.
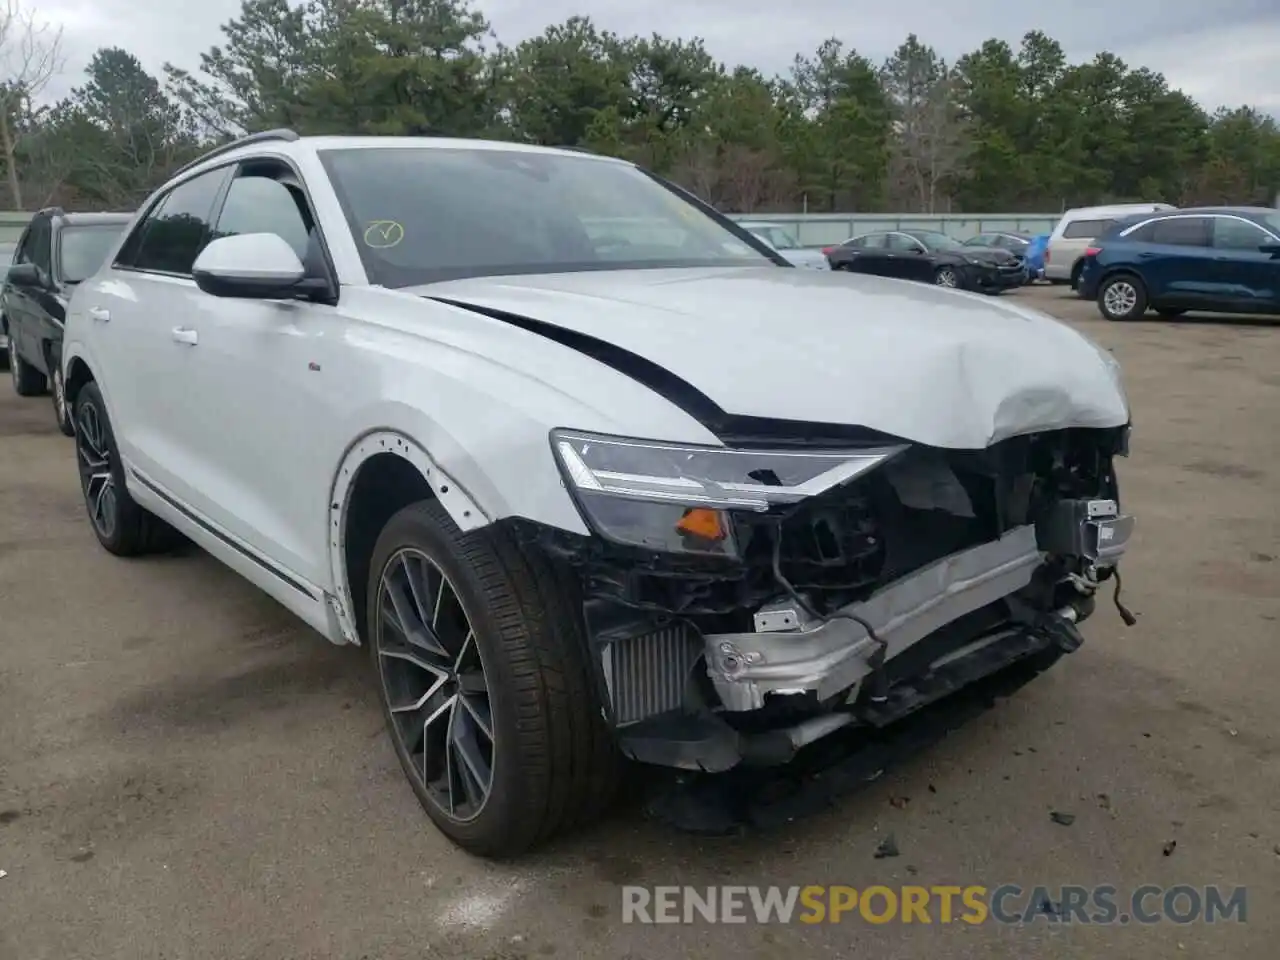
935, 268, 958, 287
375, 548, 495, 823
1103, 281, 1138, 318
76, 400, 118, 539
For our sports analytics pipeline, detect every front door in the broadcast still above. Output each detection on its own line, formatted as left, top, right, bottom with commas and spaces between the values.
1209, 216, 1280, 312
170, 161, 347, 585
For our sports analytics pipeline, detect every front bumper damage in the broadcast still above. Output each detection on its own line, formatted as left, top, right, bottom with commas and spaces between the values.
538, 425, 1137, 775
708, 525, 1045, 713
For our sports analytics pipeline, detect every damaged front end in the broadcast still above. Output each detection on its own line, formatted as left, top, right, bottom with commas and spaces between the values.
533, 423, 1136, 773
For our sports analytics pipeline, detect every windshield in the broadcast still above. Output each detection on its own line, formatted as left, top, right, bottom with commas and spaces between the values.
318, 147, 776, 286
914, 230, 964, 252
1262, 213, 1280, 236
60, 224, 126, 283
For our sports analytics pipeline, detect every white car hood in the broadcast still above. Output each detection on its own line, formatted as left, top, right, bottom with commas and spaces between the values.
417, 266, 1129, 449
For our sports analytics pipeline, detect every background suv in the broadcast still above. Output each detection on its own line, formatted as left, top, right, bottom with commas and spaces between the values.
1078, 207, 1280, 321
4, 207, 132, 433
1045, 202, 1175, 288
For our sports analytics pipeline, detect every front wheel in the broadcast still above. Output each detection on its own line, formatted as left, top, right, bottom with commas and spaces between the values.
51, 365, 74, 436
367, 500, 619, 858
934, 266, 960, 288
1097, 275, 1147, 321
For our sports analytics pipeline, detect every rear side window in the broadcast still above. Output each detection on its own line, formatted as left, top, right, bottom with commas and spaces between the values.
1149, 217, 1211, 247
117, 167, 230, 275
858, 233, 889, 249
1062, 218, 1114, 239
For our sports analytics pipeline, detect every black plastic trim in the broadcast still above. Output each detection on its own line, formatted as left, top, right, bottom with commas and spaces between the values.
129, 469, 317, 600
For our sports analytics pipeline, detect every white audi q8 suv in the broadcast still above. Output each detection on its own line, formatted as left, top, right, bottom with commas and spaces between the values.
62, 130, 1136, 857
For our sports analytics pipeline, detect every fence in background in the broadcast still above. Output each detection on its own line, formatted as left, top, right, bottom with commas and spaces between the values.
725, 212, 1061, 247
0, 210, 1064, 248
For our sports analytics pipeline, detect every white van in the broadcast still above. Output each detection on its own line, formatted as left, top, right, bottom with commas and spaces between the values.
1045, 202, 1176, 286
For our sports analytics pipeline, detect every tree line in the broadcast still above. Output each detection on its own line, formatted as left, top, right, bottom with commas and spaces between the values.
4, 0, 1279, 215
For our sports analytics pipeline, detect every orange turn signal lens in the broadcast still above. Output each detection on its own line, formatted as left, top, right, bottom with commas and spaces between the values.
675, 507, 727, 541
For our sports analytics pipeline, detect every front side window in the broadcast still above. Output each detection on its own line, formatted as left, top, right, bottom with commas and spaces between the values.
887, 233, 925, 252
1211, 217, 1273, 251
318, 147, 774, 287
120, 167, 230, 275
59, 224, 127, 284
26, 217, 52, 274
213, 172, 312, 262
912, 230, 962, 252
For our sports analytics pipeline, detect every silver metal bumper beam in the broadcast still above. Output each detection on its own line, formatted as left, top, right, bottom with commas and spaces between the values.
705, 525, 1046, 712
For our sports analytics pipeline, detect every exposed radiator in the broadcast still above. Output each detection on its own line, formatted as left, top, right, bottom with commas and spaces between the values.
600, 623, 704, 727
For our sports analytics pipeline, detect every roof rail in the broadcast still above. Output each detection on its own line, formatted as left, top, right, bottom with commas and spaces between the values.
35, 205, 66, 219
172, 128, 301, 178
554, 144, 597, 155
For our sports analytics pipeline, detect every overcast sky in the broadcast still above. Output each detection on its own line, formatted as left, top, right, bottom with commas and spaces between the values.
35, 0, 1280, 114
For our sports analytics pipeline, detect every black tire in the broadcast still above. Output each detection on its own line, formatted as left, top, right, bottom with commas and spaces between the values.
9, 342, 47, 397
1097, 274, 1148, 322
367, 499, 619, 858
1156, 308, 1187, 319
73, 381, 182, 556
1069, 261, 1084, 290
51, 364, 74, 436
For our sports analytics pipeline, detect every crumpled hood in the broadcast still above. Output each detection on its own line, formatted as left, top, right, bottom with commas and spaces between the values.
417, 266, 1129, 449
961, 247, 1018, 263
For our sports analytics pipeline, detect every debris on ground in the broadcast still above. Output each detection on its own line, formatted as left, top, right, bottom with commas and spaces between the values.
874, 834, 900, 859
1050, 811, 1076, 826
0, 870, 7, 879
889, 796, 910, 809
927, 784, 937, 794
1162, 840, 1177, 856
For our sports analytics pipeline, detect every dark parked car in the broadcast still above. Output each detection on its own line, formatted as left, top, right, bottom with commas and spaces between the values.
825, 229, 1026, 293
4, 207, 131, 433
963, 231, 1042, 283
0, 240, 17, 366
1077, 207, 1280, 321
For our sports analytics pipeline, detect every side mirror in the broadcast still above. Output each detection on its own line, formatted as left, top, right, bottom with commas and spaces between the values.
1259, 243, 1280, 258
6, 263, 41, 288
192, 233, 306, 300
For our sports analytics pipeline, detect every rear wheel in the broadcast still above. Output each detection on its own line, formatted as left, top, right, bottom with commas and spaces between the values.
51, 365, 74, 436
1097, 275, 1147, 321
9, 342, 46, 397
367, 500, 619, 858
74, 382, 182, 555
1069, 261, 1084, 290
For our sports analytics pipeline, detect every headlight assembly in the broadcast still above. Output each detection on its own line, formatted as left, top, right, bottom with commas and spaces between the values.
551, 429, 906, 557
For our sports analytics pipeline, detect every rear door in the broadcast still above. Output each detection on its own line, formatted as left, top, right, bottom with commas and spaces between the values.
1208, 216, 1280, 311
885, 232, 933, 282
839, 233, 890, 275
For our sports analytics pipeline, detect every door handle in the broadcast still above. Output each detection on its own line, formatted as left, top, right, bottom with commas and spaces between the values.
88, 307, 110, 322
171, 327, 199, 346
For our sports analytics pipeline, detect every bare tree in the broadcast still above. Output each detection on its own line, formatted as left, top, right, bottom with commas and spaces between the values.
0, 0, 64, 208
882, 36, 970, 212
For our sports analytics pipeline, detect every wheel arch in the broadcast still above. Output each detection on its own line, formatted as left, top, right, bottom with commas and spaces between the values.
327, 430, 490, 645
64, 352, 96, 410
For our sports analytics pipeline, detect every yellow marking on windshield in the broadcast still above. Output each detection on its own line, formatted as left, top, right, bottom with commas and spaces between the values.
363, 220, 404, 248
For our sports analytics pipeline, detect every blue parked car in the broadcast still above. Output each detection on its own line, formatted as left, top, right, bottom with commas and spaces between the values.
1078, 207, 1280, 321
1024, 233, 1048, 281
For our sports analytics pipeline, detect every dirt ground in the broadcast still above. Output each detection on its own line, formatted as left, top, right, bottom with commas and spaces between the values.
1, 285, 1277, 960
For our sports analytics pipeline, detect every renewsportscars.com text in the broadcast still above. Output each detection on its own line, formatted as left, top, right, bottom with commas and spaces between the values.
621, 884, 1248, 925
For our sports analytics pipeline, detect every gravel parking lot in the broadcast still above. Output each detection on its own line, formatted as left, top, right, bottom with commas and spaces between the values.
1, 285, 1277, 960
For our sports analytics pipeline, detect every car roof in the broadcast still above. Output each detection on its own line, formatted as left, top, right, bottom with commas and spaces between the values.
1153, 206, 1276, 217
60, 212, 133, 226
1061, 202, 1174, 219
181, 133, 632, 181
